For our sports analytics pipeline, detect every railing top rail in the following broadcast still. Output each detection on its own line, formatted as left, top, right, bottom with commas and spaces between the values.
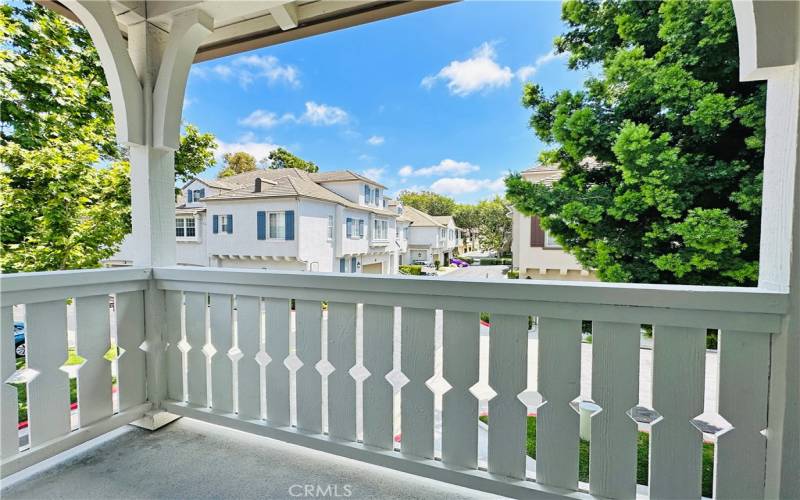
0, 267, 151, 293
153, 266, 789, 316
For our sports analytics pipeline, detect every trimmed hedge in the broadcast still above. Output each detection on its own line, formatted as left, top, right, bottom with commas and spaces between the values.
507, 270, 519, 279
476, 258, 512, 266
399, 265, 422, 275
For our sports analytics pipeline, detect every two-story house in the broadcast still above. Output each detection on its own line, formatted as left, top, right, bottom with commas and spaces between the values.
388, 202, 460, 266
107, 168, 400, 274
510, 163, 597, 281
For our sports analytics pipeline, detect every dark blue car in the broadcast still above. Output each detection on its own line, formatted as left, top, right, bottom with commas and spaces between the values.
14, 322, 25, 358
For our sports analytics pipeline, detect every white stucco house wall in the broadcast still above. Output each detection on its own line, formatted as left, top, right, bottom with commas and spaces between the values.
388, 202, 460, 266
108, 168, 401, 274
510, 163, 597, 281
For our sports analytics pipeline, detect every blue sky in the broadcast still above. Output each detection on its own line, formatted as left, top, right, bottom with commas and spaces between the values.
183, 1, 592, 203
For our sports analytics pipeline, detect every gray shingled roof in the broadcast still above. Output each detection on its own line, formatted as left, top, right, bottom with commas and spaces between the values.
309, 170, 387, 189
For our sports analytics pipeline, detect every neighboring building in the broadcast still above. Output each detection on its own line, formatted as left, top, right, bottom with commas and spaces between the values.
388, 202, 460, 266
108, 168, 401, 274
510, 164, 597, 281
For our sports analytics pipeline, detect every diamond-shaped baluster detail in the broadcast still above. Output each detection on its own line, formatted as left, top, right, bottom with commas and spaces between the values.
691, 411, 733, 437
284, 354, 303, 372
60, 353, 86, 378
177, 340, 192, 354
103, 345, 126, 362
425, 374, 452, 395
349, 364, 370, 382
627, 405, 663, 426
227, 347, 244, 363
201, 343, 217, 360
315, 359, 334, 377
468, 380, 497, 401
517, 389, 544, 409
568, 396, 601, 416
255, 351, 272, 367
5, 367, 40, 387
139, 339, 167, 353
385, 369, 409, 391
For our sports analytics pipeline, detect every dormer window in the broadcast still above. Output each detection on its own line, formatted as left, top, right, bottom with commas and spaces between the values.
187, 188, 205, 203
364, 184, 371, 204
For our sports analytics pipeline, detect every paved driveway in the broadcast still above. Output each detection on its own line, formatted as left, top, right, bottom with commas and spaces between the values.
439, 265, 508, 280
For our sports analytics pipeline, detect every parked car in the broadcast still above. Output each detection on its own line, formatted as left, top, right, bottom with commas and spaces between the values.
412, 260, 437, 276
450, 257, 469, 267
14, 322, 25, 358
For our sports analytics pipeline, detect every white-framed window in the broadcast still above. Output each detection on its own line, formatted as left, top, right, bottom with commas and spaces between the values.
327, 215, 334, 240
545, 231, 561, 248
448, 229, 454, 240
440, 228, 446, 239
358, 219, 365, 238
268, 212, 286, 239
192, 189, 203, 201
220, 215, 229, 233
373, 219, 388, 240
176, 216, 197, 240
404, 227, 409, 239
364, 185, 371, 204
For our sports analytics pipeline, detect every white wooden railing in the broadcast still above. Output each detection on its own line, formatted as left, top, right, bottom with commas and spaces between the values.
0, 267, 790, 499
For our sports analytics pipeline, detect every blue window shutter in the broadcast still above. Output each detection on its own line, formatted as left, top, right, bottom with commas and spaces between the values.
199, 188, 205, 199
227, 214, 233, 234
339, 259, 345, 272
351, 257, 357, 273
188, 190, 193, 203
257, 211, 266, 240
212, 215, 219, 234
285, 211, 295, 240
346, 218, 352, 237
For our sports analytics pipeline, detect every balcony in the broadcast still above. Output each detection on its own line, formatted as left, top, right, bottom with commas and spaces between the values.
0, 266, 790, 498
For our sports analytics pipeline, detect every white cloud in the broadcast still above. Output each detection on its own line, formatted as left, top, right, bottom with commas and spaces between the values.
215, 134, 280, 163
516, 51, 569, 81
422, 42, 513, 96
398, 159, 480, 178
361, 168, 385, 182
367, 135, 385, 146
301, 101, 348, 125
428, 176, 507, 196
238, 109, 283, 128
183, 96, 194, 110
190, 54, 299, 89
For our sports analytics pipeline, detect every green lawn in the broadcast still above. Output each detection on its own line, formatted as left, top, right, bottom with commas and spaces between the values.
480, 415, 714, 497
14, 348, 91, 423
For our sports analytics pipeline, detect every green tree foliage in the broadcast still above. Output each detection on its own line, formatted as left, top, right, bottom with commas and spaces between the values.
398, 190, 456, 216
218, 151, 257, 178
476, 197, 512, 253
0, 2, 217, 272
453, 203, 481, 231
263, 147, 319, 173
505, 0, 765, 285
175, 124, 217, 184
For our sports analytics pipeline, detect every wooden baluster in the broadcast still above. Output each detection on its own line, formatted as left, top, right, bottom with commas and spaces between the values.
210, 293, 234, 413
26, 300, 70, 446
236, 296, 262, 420
400, 307, 435, 458
650, 326, 705, 499
536, 317, 581, 489
714, 330, 769, 500
590, 322, 640, 498
295, 300, 323, 433
116, 291, 146, 410
442, 311, 480, 469
185, 292, 208, 407
327, 302, 357, 441
75, 295, 113, 427
265, 298, 290, 426
488, 314, 528, 479
164, 291, 183, 402
362, 304, 394, 449
1, 306, 18, 459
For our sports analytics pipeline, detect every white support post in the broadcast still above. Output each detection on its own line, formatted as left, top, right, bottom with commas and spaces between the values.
734, 2, 800, 497
66, 1, 211, 429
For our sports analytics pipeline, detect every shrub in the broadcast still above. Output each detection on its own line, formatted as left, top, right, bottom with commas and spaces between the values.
507, 270, 519, 279
434, 259, 441, 269
582, 320, 592, 334
476, 258, 512, 266
641, 324, 653, 338
706, 330, 719, 350
480, 312, 490, 323
399, 265, 422, 276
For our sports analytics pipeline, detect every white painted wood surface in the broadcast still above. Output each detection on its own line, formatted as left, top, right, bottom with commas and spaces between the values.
184, 292, 208, 407
362, 304, 394, 450
265, 298, 290, 426
442, 311, 480, 469
210, 293, 234, 413
116, 291, 146, 410
713, 330, 770, 500
25, 300, 70, 447
165, 290, 183, 401
589, 321, 640, 498
295, 300, 323, 433
400, 307, 435, 459
1, 306, 18, 459
75, 295, 113, 427
536, 317, 581, 489
487, 314, 528, 480
327, 302, 357, 441
236, 295, 261, 420
649, 325, 705, 499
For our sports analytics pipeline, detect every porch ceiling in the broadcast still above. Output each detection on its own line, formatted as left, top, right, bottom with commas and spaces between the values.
37, 0, 454, 62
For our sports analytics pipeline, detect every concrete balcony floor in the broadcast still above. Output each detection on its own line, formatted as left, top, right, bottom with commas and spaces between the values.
1, 418, 495, 499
